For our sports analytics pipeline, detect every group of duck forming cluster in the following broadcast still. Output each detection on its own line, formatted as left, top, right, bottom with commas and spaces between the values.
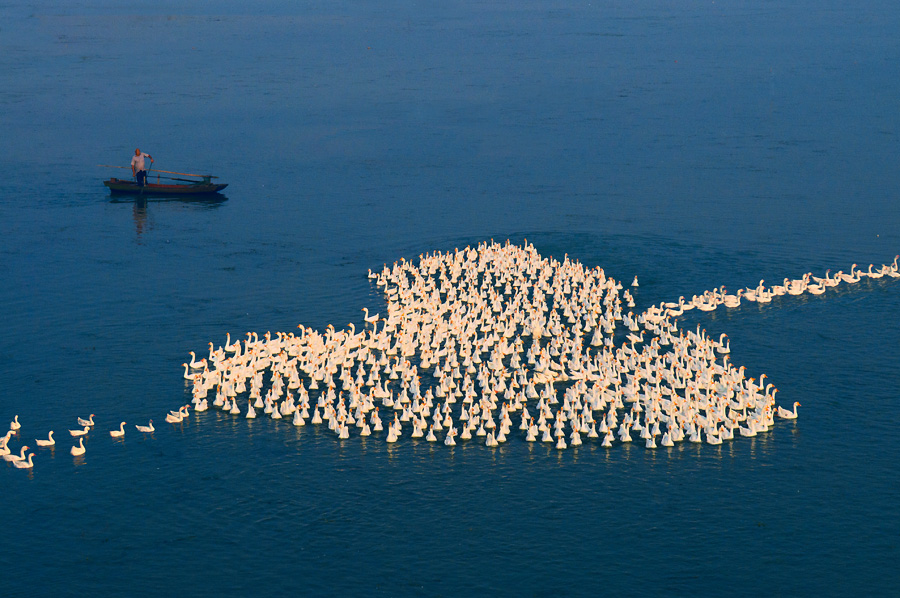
6, 243, 895, 472
178, 241, 898, 452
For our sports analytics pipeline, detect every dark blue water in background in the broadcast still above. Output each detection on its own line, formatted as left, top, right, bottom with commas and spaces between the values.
2, 1, 898, 595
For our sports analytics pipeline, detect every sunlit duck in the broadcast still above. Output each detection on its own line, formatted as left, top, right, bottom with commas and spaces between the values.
362, 308, 380, 324
12, 452, 34, 469
716, 334, 730, 354
110, 422, 126, 438
776, 401, 800, 419
806, 282, 825, 295
3, 445, 28, 462
688, 426, 702, 443
787, 275, 808, 295
660, 432, 674, 447
444, 428, 457, 446
35, 431, 55, 447
822, 270, 840, 287
864, 264, 883, 279
884, 256, 900, 277
722, 288, 743, 308
69, 426, 90, 437
188, 351, 206, 370
135, 420, 154, 433
71, 437, 86, 456
386, 426, 399, 443
10, 415, 21, 431
77, 414, 95, 427
839, 264, 861, 283
165, 406, 189, 423
770, 278, 789, 296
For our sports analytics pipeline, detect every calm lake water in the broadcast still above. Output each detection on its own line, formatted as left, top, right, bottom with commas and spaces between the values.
2, 1, 898, 595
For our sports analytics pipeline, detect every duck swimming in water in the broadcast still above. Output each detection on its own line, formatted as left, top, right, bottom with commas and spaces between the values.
776, 401, 800, 419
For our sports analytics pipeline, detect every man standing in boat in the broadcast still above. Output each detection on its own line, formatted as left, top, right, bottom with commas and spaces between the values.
131, 148, 153, 186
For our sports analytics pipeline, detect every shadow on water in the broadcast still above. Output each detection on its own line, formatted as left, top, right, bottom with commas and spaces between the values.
108, 193, 229, 207
108, 193, 228, 240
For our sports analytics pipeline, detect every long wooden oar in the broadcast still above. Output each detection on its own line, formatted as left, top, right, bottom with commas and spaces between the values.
98, 165, 217, 178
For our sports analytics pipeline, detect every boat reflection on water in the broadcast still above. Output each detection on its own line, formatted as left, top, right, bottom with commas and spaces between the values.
110, 193, 228, 241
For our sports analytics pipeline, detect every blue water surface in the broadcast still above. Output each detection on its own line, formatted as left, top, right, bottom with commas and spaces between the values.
1, 1, 898, 596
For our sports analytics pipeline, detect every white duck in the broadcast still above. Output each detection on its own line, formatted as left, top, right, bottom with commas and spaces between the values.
35, 431, 55, 447
77, 414, 95, 427
69, 426, 90, 437
721, 288, 743, 308
716, 334, 730, 354
839, 264, 861, 283
188, 351, 206, 370
362, 307, 380, 324
3, 445, 29, 462
110, 422, 126, 438
165, 406, 188, 423
884, 255, 900, 277
71, 437, 86, 456
10, 415, 21, 431
806, 282, 826, 295
601, 430, 614, 447
12, 452, 34, 469
776, 401, 800, 419
444, 427, 457, 446
135, 420, 155, 433
860, 264, 881, 279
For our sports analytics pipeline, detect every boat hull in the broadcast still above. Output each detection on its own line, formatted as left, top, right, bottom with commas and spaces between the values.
104, 178, 228, 195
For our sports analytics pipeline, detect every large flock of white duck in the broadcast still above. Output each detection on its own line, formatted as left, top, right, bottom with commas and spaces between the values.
4, 244, 897, 471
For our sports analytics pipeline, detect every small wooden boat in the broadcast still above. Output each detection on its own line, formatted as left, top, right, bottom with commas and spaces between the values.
104, 177, 228, 195
101, 166, 227, 195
